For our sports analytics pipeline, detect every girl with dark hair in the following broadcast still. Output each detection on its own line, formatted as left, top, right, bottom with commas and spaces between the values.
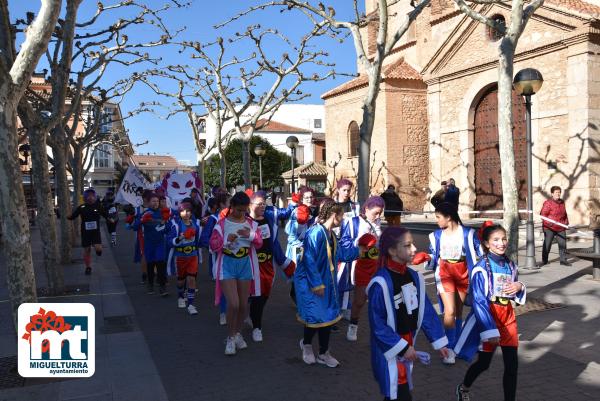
209, 191, 263, 356
454, 224, 526, 401
296, 198, 358, 368
247, 191, 296, 342
339, 195, 385, 341
427, 202, 481, 364
368, 226, 449, 401
199, 191, 231, 325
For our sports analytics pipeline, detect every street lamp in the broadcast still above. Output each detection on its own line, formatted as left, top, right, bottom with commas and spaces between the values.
254, 143, 266, 189
286, 135, 299, 194
514, 68, 544, 269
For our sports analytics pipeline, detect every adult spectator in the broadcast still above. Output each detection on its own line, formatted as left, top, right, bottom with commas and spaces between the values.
444, 178, 460, 208
430, 181, 447, 209
380, 185, 403, 226
540, 186, 570, 266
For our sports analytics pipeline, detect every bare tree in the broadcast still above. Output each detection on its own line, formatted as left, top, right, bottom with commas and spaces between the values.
205, 23, 335, 187
454, 0, 544, 256
136, 65, 235, 187
0, 0, 62, 325
227, 0, 431, 201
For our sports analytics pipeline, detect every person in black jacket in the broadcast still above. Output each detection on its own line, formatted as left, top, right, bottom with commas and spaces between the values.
69, 188, 108, 275
381, 185, 403, 226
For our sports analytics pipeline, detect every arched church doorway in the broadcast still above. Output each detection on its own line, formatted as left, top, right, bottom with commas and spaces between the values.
473, 85, 527, 213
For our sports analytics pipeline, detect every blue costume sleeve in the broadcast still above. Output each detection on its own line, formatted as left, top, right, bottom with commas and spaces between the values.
303, 229, 325, 290
471, 271, 500, 341
338, 219, 354, 251
513, 266, 527, 305
336, 235, 359, 263
271, 203, 296, 221
368, 282, 409, 358
199, 216, 217, 248
420, 294, 448, 350
166, 221, 179, 247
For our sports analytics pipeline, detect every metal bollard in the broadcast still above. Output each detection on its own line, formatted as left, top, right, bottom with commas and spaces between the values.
594, 230, 600, 280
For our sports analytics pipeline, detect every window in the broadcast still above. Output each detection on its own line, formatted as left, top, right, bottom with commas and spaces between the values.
321, 148, 326, 163
487, 14, 506, 42
157, 162, 166, 166
313, 119, 322, 129
348, 121, 360, 157
198, 118, 206, 133
138, 162, 148, 166
296, 145, 305, 165
94, 143, 113, 168
307, 180, 326, 196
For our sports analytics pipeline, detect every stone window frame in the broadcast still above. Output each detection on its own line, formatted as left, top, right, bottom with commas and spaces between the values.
348, 121, 360, 158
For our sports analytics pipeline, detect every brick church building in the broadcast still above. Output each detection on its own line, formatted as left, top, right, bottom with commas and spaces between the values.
323, 0, 600, 224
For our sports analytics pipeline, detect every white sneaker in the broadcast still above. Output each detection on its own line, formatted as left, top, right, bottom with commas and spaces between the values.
346, 324, 358, 341
187, 304, 198, 315
317, 351, 340, 368
443, 349, 456, 365
224, 337, 236, 355
342, 309, 352, 321
219, 313, 227, 326
252, 328, 263, 342
177, 298, 186, 308
300, 339, 315, 365
234, 333, 248, 350
244, 316, 253, 328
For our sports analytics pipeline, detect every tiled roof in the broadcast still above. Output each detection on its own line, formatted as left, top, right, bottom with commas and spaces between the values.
312, 132, 326, 141
242, 119, 310, 134
546, 0, 600, 17
281, 162, 328, 179
321, 58, 422, 99
131, 155, 179, 169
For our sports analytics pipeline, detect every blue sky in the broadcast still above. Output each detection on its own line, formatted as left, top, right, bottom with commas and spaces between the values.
11, 1, 361, 164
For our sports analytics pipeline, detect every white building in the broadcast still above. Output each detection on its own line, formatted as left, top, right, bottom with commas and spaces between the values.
198, 103, 325, 163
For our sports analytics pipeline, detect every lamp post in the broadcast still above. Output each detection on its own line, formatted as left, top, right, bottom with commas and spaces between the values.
286, 135, 299, 194
254, 144, 266, 189
514, 68, 544, 269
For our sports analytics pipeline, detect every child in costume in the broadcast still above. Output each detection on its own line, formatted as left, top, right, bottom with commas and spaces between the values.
295, 198, 358, 368
209, 192, 263, 356
167, 201, 202, 315
132, 193, 170, 296
126, 189, 153, 284
454, 224, 526, 401
199, 191, 231, 325
427, 202, 481, 364
68, 188, 108, 275
339, 195, 385, 341
333, 178, 361, 320
248, 191, 295, 342
368, 226, 449, 401
101, 190, 119, 246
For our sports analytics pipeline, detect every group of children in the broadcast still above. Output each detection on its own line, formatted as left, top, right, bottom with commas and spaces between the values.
71, 180, 526, 401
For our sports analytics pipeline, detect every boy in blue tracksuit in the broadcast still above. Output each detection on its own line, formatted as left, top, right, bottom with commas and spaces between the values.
167, 201, 202, 315
368, 226, 449, 401
132, 193, 169, 296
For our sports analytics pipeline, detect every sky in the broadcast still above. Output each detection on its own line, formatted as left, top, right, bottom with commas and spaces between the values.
11, 0, 362, 164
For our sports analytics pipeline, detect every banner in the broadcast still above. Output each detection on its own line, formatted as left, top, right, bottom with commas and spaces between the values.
115, 167, 153, 206
160, 170, 202, 208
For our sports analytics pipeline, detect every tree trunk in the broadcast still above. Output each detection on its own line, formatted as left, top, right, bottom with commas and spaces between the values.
219, 149, 227, 188
242, 140, 251, 188
51, 131, 73, 263
71, 148, 84, 207
497, 40, 520, 259
0, 101, 37, 326
29, 125, 63, 294
197, 159, 205, 192
357, 74, 380, 204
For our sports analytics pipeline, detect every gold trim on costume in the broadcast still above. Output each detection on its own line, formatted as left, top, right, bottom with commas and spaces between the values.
296, 314, 342, 328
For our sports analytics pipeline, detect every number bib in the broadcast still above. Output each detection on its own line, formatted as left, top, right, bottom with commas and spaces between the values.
85, 221, 98, 230
258, 224, 271, 239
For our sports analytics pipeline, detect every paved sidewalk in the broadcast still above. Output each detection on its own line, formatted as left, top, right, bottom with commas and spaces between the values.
0, 226, 168, 401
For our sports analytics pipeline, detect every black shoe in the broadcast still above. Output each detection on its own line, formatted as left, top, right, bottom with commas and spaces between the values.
331, 325, 340, 333
456, 384, 470, 401
141, 273, 147, 285
159, 286, 168, 297
147, 284, 155, 295
85, 267, 92, 275
560, 261, 572, 266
